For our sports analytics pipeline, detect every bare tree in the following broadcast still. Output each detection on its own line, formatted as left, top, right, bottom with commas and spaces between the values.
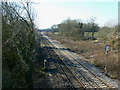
2, 1, 38, 88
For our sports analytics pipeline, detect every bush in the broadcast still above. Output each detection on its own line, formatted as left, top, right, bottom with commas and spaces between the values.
2, 2, 39, 88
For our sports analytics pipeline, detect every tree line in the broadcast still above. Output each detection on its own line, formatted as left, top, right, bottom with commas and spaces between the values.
51, 18, 99, 40
51, 18, 118, 50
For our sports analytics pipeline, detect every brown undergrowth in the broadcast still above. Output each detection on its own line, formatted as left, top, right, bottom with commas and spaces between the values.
46, 32, 118, 80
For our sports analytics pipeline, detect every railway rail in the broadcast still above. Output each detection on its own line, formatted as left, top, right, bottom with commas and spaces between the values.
41, 35, 83, 88
42, 36, 100, 88
40, 35, 74, 88
40, 32, 117, 89
49, 39, 112, 88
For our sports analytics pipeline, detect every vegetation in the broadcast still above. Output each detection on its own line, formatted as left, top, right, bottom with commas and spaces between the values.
48, 18, 118, 79
2, 1, 119, 88
2, 1, 42, 88
98, 26, 118, 50
57, 18, 99, 40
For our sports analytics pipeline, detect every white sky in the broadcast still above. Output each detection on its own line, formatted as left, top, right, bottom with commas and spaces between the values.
8, 0, 119, 29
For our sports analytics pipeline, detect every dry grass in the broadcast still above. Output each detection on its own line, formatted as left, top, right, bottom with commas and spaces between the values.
46, 32, 118, 79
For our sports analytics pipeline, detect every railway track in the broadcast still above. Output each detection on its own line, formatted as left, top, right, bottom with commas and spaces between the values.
42, 35, 99, 88
48, 40, 112, 88
41, 35, 98, 88
41, 35, 87, 88
40, 35, 74, 88
40, 32, 117, 88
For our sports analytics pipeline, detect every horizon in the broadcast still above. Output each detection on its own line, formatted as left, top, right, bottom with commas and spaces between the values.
32, 1, 118, 29
8, 0, 118, 29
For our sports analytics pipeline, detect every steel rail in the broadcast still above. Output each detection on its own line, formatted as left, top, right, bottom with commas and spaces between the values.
40, 35, 74, 89
42, 35, 86, 88
51, 42, 101, 88
46, 35, 113, 89
44, 36, 98, 88
63, 50, 112, 88
41, 36, 74, 89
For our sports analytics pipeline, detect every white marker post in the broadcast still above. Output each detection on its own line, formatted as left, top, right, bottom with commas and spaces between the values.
44, 59, 47, 68
105, 45, 109, 74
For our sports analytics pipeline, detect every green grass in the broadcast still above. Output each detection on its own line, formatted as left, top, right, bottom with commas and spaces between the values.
84, 32, 99, 37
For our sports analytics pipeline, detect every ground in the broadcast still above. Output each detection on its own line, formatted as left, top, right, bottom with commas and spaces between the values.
46, 32, 118, 80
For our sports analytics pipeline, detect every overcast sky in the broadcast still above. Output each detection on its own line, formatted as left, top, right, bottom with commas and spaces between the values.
9, 0, 119, 29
